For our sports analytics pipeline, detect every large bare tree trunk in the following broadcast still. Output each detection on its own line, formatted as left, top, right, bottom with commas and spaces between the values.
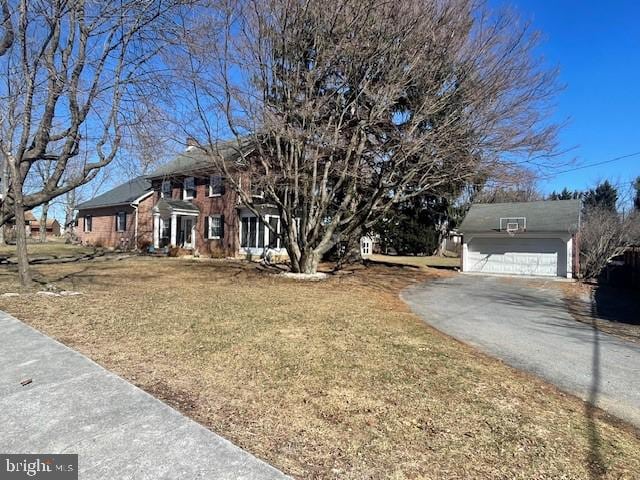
0, 152, 7, 245
13, 199, 31, 287
39, 201, 48, 243
296, 251, 321, 274
63, 189, 77, 243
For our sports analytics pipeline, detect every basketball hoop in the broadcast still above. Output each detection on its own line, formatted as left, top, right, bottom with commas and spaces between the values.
500, 217, 526, 236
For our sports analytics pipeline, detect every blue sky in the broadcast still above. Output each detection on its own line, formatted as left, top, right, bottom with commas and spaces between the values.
495, 0, 640, 196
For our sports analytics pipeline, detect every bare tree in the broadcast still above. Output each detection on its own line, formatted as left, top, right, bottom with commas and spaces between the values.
0, 0, 182, 286
32, 160, 55, 242
580, 207, 640, 279
176, 0, 561, 273
474, 169, 543, 204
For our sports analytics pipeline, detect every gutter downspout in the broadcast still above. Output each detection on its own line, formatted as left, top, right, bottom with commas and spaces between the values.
132, 201, 139, 251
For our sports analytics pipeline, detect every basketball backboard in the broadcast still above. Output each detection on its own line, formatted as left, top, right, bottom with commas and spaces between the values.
499, 217, 526, 234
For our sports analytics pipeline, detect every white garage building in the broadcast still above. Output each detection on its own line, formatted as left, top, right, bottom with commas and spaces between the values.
458, 199, 581, 278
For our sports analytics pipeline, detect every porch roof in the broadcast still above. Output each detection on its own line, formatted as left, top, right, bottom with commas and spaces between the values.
153, 198, 200, 216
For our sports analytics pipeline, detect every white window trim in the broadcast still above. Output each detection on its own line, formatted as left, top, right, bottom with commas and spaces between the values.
116, 211, 126, 232
239, 214, 283, 252
160, 180, 172, 199
183, 176, 195, 200
208, 175, 223, 197
84, 215, 92, 233
208, 214, 222, 239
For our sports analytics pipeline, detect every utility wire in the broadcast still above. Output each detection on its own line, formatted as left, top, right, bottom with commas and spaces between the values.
538, 150, 640, 179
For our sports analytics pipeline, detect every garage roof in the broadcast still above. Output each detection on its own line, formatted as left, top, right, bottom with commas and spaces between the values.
459, 199, 581, 233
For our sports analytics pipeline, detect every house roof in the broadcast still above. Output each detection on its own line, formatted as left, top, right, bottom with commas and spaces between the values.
76, 177, 152, 210
146, 138, 253, 179
31, 219, 60, 228
458, 199, 582, 234
24, 211, 37, 222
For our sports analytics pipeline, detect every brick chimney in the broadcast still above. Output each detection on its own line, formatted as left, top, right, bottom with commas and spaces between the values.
185, 137, 198, 151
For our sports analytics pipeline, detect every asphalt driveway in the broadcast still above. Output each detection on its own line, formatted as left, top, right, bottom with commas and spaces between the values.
402, 275, 640, 427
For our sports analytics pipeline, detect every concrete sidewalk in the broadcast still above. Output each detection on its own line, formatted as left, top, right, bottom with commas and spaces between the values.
0, 311, 289, 479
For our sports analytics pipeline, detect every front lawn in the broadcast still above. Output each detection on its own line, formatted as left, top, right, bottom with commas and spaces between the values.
0, 258, 638, 478
0, 239, 94, 259
370, 253, 459, 269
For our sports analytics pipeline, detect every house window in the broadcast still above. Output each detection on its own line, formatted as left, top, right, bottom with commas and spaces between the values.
207, 215, 224, 239
116, 212, 126, 232
268, 216, 280, 248
160, 218, 170, 240
183, 177, 195, 200
161, 180, 172, 198
84, 215, 92, 233
209, 175, 225, 196
241, 215, 280, 249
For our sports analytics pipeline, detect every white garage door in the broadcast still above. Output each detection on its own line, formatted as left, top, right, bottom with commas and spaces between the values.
466, 237, 562, 277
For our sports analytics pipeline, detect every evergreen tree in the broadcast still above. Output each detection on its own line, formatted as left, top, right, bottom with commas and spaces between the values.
634, 177, 640, 210
583, 180, 618, 212
549, 188, 581, 201
558, 187, 573, 200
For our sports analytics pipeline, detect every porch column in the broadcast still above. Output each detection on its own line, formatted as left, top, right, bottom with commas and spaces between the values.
170, 213, 177, 246
153, 213, 160, 249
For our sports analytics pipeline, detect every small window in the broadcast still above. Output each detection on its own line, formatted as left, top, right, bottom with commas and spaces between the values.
268, 216, 280, 248
183, 177, 195, 200
84, 215, 92, 233
161, 180, 172, 198
209, 175, 225, 196
241, 216, 259, 248
208, 215, 223, 239
116, 212, 126, 232
160, 218, 170, 239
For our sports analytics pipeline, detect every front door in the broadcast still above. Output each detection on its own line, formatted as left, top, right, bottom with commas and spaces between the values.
181, 217, 194, 249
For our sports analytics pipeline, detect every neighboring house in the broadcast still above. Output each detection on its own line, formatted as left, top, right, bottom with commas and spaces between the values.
76, 177, 154, 249
146, 142, 288, 259
3, 210, 36, 237
458, 199, 581, 278
23, 211, 36, 237
30, 218, 61, 238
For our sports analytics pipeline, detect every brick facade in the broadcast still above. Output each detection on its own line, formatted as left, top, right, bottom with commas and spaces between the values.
76, 194, 154, 249
151, 175, 244, 257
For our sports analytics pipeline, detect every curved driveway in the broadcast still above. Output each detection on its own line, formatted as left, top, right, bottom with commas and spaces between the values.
402, 275, 640, 427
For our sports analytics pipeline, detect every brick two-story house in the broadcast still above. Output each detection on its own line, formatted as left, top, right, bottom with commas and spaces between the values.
146, 141, 287, 259
76, 141, 372, 260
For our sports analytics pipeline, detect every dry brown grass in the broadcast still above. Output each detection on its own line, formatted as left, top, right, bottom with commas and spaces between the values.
0, 258, 639, 479
0, 239, 94, 258
369, 254, 459, 269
